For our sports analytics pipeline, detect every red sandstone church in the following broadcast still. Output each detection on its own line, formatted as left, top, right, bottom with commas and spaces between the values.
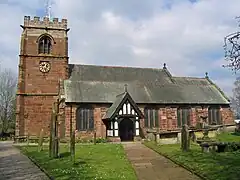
15, 15, 234, 142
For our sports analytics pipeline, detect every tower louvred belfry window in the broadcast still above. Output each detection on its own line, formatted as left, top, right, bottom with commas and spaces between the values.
38, 36, 52, 54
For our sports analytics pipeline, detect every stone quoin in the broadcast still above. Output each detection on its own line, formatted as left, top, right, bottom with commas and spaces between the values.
15, 16, 234, 142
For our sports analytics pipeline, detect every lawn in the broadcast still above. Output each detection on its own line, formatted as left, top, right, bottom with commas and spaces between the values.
144, 132, 240, 180
216, 132, 240, 142
18, 144, 137, 180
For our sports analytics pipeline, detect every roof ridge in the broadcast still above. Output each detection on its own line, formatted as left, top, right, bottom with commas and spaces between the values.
69, 63, 164, 71
64, 80, 144, 84
173, 76, 206, 80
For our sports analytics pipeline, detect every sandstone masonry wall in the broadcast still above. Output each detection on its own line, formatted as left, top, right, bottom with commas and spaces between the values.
63, 104, 234, 140
15, 16, 69, 137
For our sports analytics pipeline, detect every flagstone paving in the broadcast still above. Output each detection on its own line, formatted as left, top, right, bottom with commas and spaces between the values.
123, 142, 201, 180
0, 141, 49, 180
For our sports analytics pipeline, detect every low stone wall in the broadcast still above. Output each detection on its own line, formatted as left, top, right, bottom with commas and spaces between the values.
146, 124, 236, 145
146, 131, 180, 144
221, 125, 236, 132
158, 136, 179, 144
194, 130, 217, 139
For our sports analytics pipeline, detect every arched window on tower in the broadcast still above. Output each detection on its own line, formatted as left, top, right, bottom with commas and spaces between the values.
38, 36, 52, 54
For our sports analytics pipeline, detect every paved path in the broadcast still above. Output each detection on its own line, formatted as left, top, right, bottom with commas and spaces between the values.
0, 141, 49, 180
123, 142, 201, 180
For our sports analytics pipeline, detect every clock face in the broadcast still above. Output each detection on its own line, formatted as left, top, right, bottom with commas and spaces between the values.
39, 61, 51, 73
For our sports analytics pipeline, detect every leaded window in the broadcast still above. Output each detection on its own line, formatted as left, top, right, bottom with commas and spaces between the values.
208, 107, 221, 125
38, 36, 52, 54
177, 108, 191, 128
76, 107, 94, 131
144, 107, 159, 128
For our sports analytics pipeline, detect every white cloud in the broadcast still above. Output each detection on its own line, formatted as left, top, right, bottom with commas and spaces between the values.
131, 46, 152, 56
1, 0, 240, 95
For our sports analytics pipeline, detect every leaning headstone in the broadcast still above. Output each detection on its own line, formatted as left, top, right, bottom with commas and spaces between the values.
154, 133, 157, 144
38, 129, 44, 152
181, 124, 190, 152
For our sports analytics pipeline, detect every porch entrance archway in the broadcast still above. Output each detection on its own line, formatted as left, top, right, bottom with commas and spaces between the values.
119, 118, 134, 141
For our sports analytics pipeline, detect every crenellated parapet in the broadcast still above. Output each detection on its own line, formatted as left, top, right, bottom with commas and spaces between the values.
23, 16, 68, 30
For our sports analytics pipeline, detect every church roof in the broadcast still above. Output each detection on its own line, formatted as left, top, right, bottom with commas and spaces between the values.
64, 64, 230, 104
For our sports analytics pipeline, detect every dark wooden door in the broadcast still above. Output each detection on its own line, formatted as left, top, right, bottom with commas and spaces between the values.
119, 118, 134, 141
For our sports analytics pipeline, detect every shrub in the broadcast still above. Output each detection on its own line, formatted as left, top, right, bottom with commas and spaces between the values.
226, 142, 240, 152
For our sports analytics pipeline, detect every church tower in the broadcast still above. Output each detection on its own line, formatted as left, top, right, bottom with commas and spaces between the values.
15, 16, 69, 137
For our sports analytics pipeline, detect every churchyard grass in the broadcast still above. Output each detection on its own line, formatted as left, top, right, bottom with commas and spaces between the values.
216, 132, 240, 142
144, 132, 240, 180
18, 144, 137, 180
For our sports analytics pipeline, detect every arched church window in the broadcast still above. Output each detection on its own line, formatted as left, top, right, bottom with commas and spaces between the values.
38, 36, 52, 54
76, 106, 94, 131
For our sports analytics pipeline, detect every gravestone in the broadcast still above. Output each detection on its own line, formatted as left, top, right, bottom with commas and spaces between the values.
236, 122, 240, 133
181, 124, 190, 152
38, 129, 44, 152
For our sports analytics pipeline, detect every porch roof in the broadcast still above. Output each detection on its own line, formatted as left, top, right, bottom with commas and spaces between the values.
103, 91, 144, 120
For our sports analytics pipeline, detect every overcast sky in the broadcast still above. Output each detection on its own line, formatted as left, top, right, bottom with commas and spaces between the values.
0, 0, 240, 96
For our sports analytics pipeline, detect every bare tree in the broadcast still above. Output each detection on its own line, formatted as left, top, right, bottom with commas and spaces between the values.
0, 67, 17, 136
224, 17, 240, 71
230, 77, 240, 119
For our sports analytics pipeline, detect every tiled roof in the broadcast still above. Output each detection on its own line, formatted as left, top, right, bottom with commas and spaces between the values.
64, 64, 229, 104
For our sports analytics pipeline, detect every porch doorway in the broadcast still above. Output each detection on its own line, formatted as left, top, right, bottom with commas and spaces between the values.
119, 118, 134, 141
